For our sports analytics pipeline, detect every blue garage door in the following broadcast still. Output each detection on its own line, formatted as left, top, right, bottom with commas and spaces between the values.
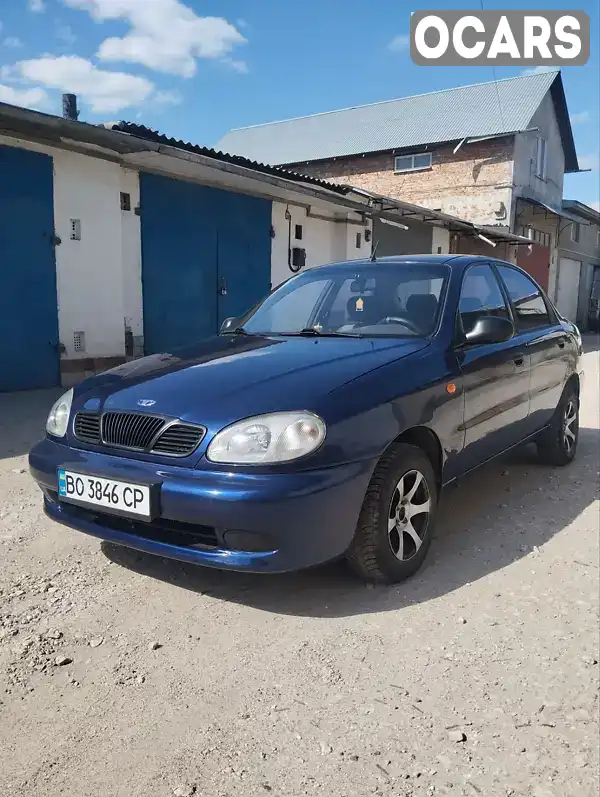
140, 173, 272, 354
0, 146, 60, 391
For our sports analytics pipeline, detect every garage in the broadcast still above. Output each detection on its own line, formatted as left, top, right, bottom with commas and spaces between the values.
556, 257, 582, 322
0, 145, 60, 392
140, 172, 272, 355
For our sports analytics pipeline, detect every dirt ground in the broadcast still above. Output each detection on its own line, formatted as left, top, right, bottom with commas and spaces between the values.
1, 340, 598, 797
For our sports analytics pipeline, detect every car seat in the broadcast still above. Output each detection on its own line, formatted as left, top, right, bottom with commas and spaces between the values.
406, 294, 438, 331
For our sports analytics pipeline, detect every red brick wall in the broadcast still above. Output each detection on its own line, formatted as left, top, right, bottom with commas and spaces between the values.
288, 137, 515, 223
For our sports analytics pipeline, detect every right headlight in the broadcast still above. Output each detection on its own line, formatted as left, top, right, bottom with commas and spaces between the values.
206, 411, 326, 464
46, 389, 73, 438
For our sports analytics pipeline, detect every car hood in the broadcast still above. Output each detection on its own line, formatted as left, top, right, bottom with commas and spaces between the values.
74, 334, 429, 425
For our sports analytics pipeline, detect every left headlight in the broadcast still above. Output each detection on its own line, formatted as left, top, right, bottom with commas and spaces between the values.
206, 411, 326, 465
46, 389, 74, 438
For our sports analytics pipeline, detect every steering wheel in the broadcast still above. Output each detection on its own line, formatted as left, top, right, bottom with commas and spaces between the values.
377, 316, 421, 334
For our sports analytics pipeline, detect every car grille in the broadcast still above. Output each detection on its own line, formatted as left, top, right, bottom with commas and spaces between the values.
73, 412, 206, 457
74, 413, 101, 443
102, 412, 165, 450
151, 424, 206, 456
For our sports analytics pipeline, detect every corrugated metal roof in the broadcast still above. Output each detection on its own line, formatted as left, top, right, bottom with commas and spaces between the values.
217, 71, 575, 168
111, 122, 352, 195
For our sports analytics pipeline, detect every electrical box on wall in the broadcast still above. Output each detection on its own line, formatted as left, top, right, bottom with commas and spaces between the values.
292, 247, 306, 270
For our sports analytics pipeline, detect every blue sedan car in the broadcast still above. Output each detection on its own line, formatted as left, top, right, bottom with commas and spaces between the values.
29, 256, 583, 584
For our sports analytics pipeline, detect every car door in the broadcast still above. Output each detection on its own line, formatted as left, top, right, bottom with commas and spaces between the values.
454, 263, 531, 474
495, 264, 569, 433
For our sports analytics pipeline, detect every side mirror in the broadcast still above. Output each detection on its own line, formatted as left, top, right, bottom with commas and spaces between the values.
220, 317, 237, 334
464, 316, 514, 346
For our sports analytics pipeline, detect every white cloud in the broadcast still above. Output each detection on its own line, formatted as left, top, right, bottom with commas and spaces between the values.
0, 83, 47, 108
64, 0, 247, 77
28, 0, 46, 12
570, 110, 590, 125
16, 55, 154, 112
389, 35, 410, 53
56, 23, 77, 46
579, 154, 599, 172
522, 65, 558, 76
154, 88, 182, 106
224, 58, 248, 74
3, 36, 23, 48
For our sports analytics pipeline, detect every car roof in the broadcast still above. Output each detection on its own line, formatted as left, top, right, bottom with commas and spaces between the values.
310, 255, 511, 269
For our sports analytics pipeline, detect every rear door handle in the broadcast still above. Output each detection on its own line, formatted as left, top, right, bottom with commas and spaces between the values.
558, 339, 566, 349
513, 354, 525, 367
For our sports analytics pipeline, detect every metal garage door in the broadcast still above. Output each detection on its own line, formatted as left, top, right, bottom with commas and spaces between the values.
0, 145, 60, 391
140, 173, 272, 355
556, 257, 581, 322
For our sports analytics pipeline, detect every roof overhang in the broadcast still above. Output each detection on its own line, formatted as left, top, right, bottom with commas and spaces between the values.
562, 200, 600, 225
518, 195, 583, 225
351, 188, 533, 246
549, 73, 579, 173
0, 101, 370, 217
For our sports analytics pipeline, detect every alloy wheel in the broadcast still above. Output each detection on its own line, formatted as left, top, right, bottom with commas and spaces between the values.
387, 469, 431, 562
563, 397, 578, 455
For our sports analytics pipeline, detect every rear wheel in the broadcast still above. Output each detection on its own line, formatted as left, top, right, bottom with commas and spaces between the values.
347, 443, 438, 584
537, 382, 579, 466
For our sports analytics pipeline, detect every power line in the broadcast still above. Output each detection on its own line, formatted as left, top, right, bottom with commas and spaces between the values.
479, 0, 507, 130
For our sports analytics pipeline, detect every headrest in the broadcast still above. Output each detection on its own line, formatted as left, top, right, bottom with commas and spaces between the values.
406, 294, 438, 318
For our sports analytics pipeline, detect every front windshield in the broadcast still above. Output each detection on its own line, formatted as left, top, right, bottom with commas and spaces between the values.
239, 262, 450, 337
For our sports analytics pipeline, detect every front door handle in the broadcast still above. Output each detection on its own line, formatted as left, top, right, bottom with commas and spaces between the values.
558, 339, 566, 349
513, 354, 525, 367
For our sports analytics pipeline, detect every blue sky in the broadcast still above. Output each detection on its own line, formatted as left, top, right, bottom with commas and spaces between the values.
1, 0, 598, 207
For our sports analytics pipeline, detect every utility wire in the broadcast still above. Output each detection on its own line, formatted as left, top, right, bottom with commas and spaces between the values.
479, 0, 507, 130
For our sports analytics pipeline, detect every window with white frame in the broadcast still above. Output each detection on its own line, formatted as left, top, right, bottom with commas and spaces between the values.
535, 137, 548, 180
394, 152, 432, 173
571, 222, 581, 243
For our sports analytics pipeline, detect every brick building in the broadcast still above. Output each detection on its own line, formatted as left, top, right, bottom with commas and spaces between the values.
218, 71, 585, 310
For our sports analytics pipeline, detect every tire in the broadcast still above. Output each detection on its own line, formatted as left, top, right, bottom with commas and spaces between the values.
536, 382, 579, 466
347, 443, 438, 584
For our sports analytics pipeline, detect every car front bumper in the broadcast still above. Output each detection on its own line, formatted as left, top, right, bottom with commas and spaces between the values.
29, 438, 375, 573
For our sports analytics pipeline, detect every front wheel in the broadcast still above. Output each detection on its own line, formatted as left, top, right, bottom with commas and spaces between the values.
537, 383, 579, 466
347, 443, 438, 584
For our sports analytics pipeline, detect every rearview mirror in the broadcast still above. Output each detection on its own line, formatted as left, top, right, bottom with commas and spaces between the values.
464, 316, 514, 346
220, 317, 237, 334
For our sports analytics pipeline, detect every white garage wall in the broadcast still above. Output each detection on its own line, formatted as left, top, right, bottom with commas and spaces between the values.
0, 134, 136, 363
120, 167, 143, 348
432, 227, 450, 254
271, 203, 372, 287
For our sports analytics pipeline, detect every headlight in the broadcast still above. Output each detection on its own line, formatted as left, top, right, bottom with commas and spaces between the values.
46, 389, 74, 438
207, 411, 326, 464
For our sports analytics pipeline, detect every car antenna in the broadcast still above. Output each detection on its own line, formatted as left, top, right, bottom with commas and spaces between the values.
370, 239, 380, 262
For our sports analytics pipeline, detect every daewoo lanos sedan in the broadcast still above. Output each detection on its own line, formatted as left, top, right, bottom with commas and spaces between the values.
30, 256, 584, 584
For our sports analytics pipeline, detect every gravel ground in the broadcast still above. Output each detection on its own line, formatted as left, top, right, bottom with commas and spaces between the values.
1, 340, 598, 797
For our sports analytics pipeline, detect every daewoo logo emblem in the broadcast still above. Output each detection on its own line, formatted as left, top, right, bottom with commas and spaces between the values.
138, 399, 156, 407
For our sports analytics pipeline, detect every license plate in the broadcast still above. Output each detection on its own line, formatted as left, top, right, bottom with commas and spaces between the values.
58, 470, 152, 519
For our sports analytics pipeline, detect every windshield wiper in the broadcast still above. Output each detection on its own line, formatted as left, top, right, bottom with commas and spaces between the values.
279, 328, 361, 338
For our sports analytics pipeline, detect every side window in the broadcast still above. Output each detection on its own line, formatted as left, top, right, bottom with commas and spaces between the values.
459, 264, 510, 335
496, 266, 550, 331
